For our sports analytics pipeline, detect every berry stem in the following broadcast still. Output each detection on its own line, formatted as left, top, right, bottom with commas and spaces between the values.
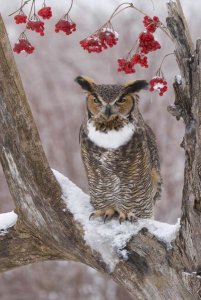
155, 52, 175, 76
8, 0, 31, 16
126, 39, 139, 59
66, 0, 74, 15
28, 0, 35, 19
33, 0, 36, 15
109, 3, 134, 21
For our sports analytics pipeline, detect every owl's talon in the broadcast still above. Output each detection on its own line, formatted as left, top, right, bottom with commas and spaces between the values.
89, 213, 94, 220
104, 214, 109, 223
119, 212, 126, 224
127, 212, 137, 223
104, 208, 115, 223
89, 209, 106, 221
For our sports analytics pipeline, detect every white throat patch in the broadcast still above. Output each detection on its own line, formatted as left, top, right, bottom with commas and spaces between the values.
87, 122, 135, 149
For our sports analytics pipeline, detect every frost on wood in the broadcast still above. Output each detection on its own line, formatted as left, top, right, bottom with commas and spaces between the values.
175, 74, 182, 85
53, 169, 180, 271
0, 211, 18, 235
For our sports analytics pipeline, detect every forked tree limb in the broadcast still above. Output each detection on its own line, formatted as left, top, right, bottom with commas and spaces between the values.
0, 12, 103, 270
0, 0, 201, 299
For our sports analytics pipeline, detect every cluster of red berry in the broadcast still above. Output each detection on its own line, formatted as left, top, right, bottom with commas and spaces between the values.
12, 1, 77, 55
80, 25, 118, 53
14, 10, 27, 24
149, 77, 168, 96
117, 15, 161, 74
38, 6, 52, 19
117, 54, 148, 74
27, 16, 45, 36
13, 33, 35, 54
55, 16, 76, 35
11, 2, 169, 96
117, 59, 136, 74
139, 31, 161, 54
143, 16, 160, 33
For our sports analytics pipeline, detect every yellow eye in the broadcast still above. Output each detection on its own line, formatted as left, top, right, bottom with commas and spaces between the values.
117, 97, 127, 104
93, 97, 100, 104
88, 94, 100, 104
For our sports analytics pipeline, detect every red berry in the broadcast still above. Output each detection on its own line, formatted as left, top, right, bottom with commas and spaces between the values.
38, 6, 52, 20
13, 33, 35, 54
149, 76, 168, 96
27, 14, 45, 36
80, 23, 118, 53
143, 15, 160, 33
131, 53, 149, 68
14, 11, 27, 24
55, 15, 76, 35
80, 38, 102, 53
139, 31, 161, 54
117, 58, 136, 74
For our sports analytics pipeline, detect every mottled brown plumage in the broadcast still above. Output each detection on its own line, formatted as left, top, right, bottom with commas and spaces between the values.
75, 76, 162, 223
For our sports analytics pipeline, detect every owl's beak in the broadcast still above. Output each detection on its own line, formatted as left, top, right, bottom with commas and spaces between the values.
104, 105, 112, 119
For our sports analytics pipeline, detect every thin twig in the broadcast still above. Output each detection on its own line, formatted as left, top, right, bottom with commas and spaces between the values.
33, 0, 36, 15
156, 52, 175, 75
108, 2, 133, 20
8, 0, 31, 16
28, 0, 34, 19
67, 0, 74, 14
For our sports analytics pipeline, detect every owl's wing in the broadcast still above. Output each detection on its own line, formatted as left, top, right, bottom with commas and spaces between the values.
145, 123, 162, 202
145, 124, 160, 171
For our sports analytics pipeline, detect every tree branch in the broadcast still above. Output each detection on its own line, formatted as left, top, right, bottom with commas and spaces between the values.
167, 0, 201, 278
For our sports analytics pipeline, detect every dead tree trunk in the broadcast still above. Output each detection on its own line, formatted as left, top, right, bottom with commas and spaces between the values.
0, 1, 201, 299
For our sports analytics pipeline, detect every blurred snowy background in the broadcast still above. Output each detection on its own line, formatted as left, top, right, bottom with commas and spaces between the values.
0, 0, 199, 299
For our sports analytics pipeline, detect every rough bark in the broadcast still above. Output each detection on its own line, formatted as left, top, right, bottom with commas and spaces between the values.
0, 1, 201, 299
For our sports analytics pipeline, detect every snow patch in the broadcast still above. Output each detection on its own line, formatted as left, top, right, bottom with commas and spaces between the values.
0, 211, 18, 235
87, 121, 135, 149
53, 169, 180, 271
175, 75, 182, 85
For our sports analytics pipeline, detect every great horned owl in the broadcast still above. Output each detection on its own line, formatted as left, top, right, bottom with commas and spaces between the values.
75, 76, 162, 223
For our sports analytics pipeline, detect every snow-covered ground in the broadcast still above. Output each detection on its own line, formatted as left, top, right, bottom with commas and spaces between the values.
53, 169, 180, 271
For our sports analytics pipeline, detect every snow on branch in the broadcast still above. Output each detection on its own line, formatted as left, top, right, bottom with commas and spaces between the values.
53, 169, 180, 271
0, 211, 18, 235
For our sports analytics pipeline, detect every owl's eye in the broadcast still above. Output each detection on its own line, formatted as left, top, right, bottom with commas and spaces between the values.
93, 97, 100, 104
117, 97, 127, 104
88, 94, 101, 105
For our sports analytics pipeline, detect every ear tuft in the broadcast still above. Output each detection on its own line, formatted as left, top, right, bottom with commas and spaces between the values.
124, 80, 149, 94
75, 76, 96, 92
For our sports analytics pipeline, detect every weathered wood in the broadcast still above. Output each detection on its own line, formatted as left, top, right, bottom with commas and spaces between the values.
167, 1, 201, 296
0, 0, 201, 299
0, 12, 105, 271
